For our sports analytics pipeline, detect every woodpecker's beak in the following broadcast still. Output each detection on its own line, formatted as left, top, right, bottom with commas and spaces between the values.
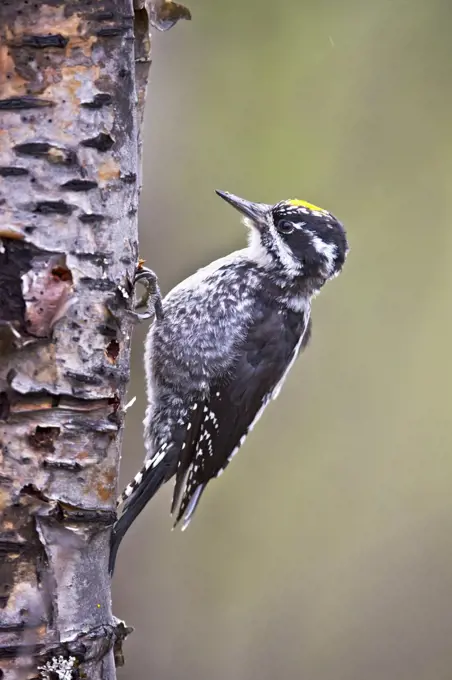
216, 190, 270, 225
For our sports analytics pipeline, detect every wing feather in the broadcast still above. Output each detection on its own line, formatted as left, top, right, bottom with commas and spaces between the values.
172, 307, 311, 527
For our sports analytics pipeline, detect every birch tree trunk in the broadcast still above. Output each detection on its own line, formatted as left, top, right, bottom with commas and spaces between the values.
0, 1, 158, 678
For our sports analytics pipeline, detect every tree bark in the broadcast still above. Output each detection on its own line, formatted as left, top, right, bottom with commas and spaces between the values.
0, 1, 154, 678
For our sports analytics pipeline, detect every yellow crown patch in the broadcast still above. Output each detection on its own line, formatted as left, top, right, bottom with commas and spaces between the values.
287, 199, 328, 213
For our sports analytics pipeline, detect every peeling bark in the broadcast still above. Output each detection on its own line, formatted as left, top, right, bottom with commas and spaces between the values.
0, 1, 153, 678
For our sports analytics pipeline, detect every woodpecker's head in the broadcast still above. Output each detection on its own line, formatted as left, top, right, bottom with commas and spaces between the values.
216, 190, 348, 281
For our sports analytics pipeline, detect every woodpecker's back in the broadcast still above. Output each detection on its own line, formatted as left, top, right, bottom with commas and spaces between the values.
109, 190, 348, 573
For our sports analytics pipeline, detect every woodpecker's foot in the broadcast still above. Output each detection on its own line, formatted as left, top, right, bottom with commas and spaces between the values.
132, 266, 164, 321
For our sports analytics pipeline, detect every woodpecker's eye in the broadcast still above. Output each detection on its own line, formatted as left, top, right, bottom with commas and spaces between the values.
276, 220, 295, 235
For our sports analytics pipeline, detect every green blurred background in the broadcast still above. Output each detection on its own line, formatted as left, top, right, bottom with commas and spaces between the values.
114, 1, 452, 678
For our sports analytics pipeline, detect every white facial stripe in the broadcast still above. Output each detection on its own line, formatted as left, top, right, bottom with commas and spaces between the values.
246, 221, 274, 268
309, 235, 337, 274
268, 220, 302, 276
243, 214, 302, 276
240, 210, 338, 279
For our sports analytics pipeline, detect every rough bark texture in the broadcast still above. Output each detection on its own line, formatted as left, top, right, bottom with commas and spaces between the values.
0, 1, 152, 678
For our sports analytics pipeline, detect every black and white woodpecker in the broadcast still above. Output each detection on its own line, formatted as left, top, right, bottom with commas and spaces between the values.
109, 190, 349, 573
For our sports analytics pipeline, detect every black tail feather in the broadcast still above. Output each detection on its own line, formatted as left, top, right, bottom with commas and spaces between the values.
109, 453, 176, 575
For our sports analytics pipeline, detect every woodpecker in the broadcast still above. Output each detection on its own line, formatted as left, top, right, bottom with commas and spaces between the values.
109, 190, 348, 573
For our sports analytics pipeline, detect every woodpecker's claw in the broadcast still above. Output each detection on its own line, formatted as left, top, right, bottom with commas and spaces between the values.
132, 266, 164, 321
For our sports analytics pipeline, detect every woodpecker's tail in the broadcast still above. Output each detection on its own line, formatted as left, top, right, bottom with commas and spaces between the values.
109, 447, 177, 575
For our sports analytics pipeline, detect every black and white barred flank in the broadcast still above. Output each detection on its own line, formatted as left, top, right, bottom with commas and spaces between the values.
109, 191, 348, 574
